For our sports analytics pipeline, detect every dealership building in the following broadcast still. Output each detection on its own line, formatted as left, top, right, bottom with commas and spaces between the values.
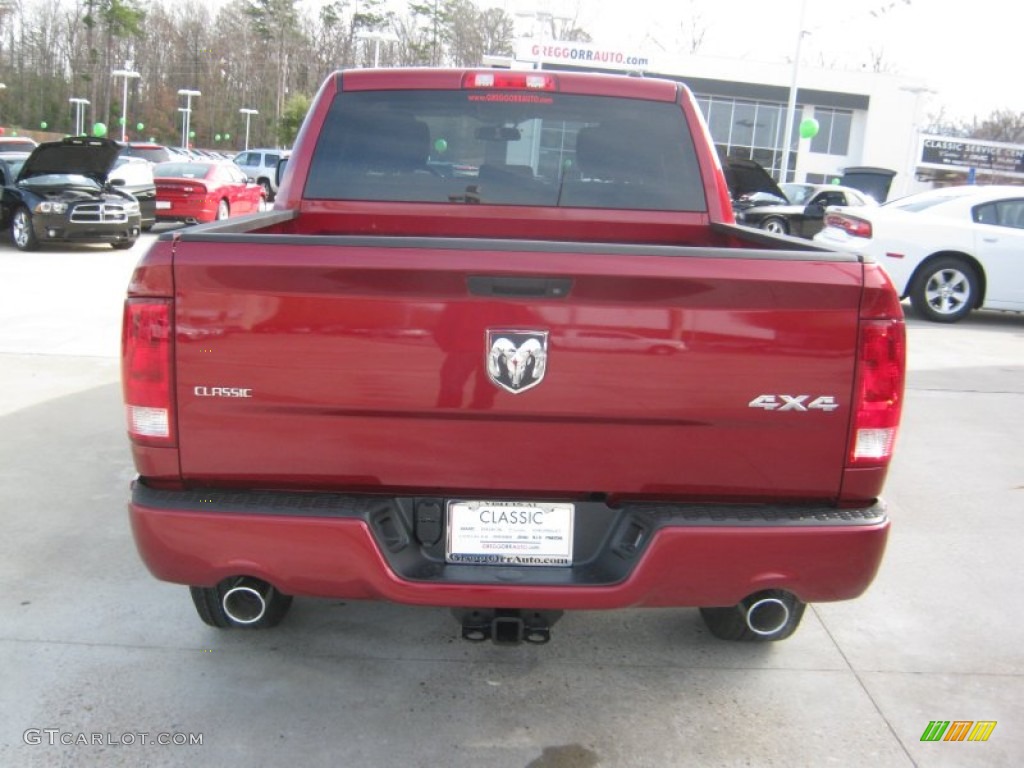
498, 40, 1024, 200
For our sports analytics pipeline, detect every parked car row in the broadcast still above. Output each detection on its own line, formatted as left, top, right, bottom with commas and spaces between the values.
0, 137, 281, 250
6, 137, 1021, 325
120, 141, 237, 165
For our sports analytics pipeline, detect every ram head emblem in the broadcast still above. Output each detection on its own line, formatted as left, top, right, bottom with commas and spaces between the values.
486, 330, 549, 394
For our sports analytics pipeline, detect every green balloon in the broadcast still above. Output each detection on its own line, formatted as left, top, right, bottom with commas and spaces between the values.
224, 133, 230, 140
189, 131, 195, 138
92, 122, 107, 137
40, 121, 48, 129
215, 134, 222, 141
136, 122, 144, 131
799, 118, 820, 140
433, 138, 448, 154
118, 117, 126, 125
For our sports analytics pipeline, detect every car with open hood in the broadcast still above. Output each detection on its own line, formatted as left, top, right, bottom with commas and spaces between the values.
723, 157, 881, 238
1, 136, 142, 251
722, 157, 789, 211
736, 181, 878, 238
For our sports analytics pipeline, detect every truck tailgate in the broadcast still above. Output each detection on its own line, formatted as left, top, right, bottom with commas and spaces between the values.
172, 238, 862, 501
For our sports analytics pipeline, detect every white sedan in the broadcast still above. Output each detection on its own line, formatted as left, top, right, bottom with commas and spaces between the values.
814, 185, 1024, 322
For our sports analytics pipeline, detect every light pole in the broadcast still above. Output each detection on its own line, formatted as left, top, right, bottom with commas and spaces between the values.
112, 65, 140, 142
239, 108, 258, 151
177, 89, 201, 150
778, 0, 809, 184
899, 85, 936, 196
354, 31, 399, 68
514, 10, 570, 40
69, 97, 90, 136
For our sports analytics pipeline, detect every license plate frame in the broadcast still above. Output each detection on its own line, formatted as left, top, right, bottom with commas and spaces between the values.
446, 500, 574, 566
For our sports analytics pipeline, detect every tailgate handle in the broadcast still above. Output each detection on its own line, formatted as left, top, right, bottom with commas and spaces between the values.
468, 276, 572, 298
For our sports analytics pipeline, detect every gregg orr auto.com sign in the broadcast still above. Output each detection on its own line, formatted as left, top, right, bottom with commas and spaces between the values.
515, 40, 651, 71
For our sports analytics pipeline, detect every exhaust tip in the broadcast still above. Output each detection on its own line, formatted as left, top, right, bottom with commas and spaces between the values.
743, 593, 793, 637
222, 582, 269, 625
700, 591, 806, 642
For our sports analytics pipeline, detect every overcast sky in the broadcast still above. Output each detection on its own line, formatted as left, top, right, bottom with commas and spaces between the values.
483, 0, 1015, 122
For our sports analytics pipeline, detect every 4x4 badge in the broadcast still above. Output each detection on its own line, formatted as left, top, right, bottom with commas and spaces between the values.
486, 330, 548, 394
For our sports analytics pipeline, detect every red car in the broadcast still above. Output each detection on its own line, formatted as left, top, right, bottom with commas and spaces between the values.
153, 160, 266, 224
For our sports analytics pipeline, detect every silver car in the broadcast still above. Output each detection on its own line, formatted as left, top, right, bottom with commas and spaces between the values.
232, 148, 291, 200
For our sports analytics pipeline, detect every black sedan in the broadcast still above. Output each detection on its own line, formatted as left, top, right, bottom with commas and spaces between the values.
1, 136, 141, 251
737, 183, 877, 238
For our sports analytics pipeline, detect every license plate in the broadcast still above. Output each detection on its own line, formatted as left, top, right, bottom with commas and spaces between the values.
156, 201, 171, 209
446, 500, 574, 566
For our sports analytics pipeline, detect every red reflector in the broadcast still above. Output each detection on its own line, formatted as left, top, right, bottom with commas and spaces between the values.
463, 72, 558, 90
122, 299, 175, 446
825, 213, 872, 239
850, 319, 905, 466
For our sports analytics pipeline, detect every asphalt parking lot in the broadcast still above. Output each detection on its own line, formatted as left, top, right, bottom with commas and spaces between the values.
0, 231, 1021, 767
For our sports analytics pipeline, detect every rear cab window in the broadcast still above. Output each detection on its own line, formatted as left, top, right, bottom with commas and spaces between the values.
304, 84, 706, 212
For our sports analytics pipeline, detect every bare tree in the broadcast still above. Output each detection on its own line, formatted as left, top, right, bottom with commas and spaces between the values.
443, 0, 512, 65
926, 107, 1024, 143
971, 111, 1024, 144
866, 46, 894, 73
0, 0, 572, 146
479, 7, 513, 55
679, 0, 706, 54
549, 12, 589, 43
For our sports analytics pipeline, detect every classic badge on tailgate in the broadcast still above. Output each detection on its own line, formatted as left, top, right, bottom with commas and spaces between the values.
486, 330, 548, 394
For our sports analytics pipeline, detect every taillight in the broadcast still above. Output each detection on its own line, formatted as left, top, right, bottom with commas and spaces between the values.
122, 298, 175, 445
462, 72, 558, 90
825, 212, 872, 238
849, 318, 905, 465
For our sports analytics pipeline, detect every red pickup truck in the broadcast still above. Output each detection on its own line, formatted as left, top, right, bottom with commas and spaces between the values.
122, 68, 905, 645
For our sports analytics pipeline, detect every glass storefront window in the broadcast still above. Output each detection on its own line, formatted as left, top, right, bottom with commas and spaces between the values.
696, 94, 808, 179
731, 102, 756, 146
810, 108, 852, 155
707, 100, 733, 143
753, 104, 782, 150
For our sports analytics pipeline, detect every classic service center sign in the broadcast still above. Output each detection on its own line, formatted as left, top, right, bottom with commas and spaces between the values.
919, 135, 1024, 175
